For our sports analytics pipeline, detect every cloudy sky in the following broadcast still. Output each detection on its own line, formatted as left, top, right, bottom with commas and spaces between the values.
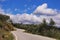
0, 0, 60, 27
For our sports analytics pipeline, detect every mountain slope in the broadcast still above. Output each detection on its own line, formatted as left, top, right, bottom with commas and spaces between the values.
0, 14, 15, 40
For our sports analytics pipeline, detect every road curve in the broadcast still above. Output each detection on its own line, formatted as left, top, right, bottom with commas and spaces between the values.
11, 29, 56, 40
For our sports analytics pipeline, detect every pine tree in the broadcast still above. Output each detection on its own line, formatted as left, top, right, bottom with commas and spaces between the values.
49, 18, 55, 26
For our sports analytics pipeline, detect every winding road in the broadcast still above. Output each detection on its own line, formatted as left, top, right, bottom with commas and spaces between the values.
11, 29, 56, 40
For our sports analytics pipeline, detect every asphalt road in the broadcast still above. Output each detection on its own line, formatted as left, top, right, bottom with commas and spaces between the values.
11, 29, 56, 40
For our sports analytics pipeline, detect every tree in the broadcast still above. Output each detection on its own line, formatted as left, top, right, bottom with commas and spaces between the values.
42, 18, 47, 25
38, 19, 48, 33
49, 18, 55, 26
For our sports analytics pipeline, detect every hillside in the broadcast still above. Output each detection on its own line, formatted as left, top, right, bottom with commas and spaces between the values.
0, 14, 15, 40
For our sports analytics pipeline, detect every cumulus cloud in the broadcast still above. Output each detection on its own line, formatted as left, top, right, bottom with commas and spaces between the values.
10, 13, 42, 24
0, 3, 60, 27
9, 13, 60, 27
33, 3, 58, 15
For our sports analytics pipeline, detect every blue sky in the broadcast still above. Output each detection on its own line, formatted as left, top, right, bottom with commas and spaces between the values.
1, 0, 60, 26
0, 0, 60, 14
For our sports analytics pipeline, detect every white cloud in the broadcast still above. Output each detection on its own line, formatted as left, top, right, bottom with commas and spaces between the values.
0, 8, 5, 14
0, 8, 13, 15
6, 8, 13, 14
10, 13, 42, 24
0, 3, 60, 27
7, 13, 60, 27
33, 3, 57, 15
15, 8, 18, 11
14, 8, 20, 11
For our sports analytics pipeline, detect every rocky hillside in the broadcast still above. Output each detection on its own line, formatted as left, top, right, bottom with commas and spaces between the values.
0, 14, 15, 40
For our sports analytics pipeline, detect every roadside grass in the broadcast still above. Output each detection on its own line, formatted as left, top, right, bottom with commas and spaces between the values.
0, 29, 14, 40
